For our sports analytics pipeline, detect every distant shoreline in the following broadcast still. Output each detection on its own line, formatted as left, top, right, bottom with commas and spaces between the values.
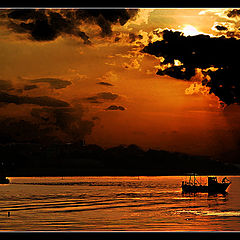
8, 175, 240, 177
7, 168, 240, 178
1, 143, 240, 178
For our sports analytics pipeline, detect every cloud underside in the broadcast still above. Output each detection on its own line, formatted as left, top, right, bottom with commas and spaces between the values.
0, 91, 69, 107
4, 9, 139, 42
142, 30, 240, 105
97, 81, 113, 86
215, 25, 228, 31
105, 105, 125, 111
29, 78, 72, 89
24, 84, 38, 91
84, 92, 119, 104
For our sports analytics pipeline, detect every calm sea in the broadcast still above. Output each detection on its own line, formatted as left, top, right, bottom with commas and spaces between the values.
0, 176, 240, 231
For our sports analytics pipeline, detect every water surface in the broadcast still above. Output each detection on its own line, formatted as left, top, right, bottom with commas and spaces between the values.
0, 176, 239, 231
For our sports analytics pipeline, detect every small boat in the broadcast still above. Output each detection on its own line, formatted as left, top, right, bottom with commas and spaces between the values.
182, 174, 231, 193
0, 176, 10, 184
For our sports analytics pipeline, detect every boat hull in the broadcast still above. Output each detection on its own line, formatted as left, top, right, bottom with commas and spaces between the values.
182, 183, 230, 193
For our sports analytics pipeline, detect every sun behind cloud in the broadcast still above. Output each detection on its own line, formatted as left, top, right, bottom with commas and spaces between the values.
182, 25, 200, 36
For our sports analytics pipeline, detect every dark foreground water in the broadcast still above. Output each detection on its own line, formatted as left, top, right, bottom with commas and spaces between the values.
0, 176, 240, 231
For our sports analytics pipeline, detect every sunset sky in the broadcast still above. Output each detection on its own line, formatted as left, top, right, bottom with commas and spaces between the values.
0, 8, 240, 160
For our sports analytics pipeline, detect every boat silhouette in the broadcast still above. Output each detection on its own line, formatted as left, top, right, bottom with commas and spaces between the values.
182, 174, 231, 193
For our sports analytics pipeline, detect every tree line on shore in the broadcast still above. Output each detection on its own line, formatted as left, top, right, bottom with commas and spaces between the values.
0, 143, 239, 176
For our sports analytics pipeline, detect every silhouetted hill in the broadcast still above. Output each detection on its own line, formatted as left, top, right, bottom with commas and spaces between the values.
0, 143, 239, 176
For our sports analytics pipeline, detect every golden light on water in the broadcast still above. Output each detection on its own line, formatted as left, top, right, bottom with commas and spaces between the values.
2, 176, 240, 231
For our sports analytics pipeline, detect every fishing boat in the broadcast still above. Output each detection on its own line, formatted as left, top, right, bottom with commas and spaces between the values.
0, 176, 10, 184
181, 174, 231, 193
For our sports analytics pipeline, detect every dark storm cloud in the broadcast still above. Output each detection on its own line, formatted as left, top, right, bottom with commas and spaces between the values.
84, 92, 119, 103
0, 91, 69, 107
75, 9, 139, 37
227, 9, 240, 18
96, 81, 113, 86
4, 9, 138, 42
142, 29, 240, 105
215, 25, 228, 31
30, 107, 94, 143
7, 9, 43, 21
105, 105, 125, 111
6, 9, 91, 43
0, 80, 13, 91
0, 105, 94, 144
29, 77, 72, 89
157, 66, 195, 81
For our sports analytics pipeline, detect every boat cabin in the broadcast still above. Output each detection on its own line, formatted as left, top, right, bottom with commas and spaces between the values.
182, 175, 231, 193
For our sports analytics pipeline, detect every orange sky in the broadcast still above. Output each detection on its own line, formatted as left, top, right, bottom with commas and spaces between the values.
0, 8, 240, 159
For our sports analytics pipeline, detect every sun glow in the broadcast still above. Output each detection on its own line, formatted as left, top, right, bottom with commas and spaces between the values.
182, 25, 200, 36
